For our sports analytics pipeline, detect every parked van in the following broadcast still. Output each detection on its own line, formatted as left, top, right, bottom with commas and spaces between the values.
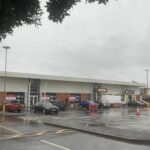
101, 95, 125, 107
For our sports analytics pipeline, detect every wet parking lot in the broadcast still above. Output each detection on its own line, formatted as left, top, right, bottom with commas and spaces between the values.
1, 107, 150, 150
97, 107, 150, 132
41, 107, 150, 133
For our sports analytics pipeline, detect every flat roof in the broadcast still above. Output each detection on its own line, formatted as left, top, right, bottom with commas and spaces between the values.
0, 71, 145, 87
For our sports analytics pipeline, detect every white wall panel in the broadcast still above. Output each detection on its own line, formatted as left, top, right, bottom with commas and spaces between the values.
41, 80, 93, 93
101, 84, 140, 95
0, 77, 28, 92
0, 77, 140, 95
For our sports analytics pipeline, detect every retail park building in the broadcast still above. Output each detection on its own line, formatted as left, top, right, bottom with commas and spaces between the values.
0, 71, 145, 107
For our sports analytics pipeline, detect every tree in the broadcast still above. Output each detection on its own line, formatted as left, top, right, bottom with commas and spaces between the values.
46, 0, 109, 23
0, 0, 110, 41
0, 0, 42, 41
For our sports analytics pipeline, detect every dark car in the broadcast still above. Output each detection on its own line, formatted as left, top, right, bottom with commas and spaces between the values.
128, 100, 145, 107
33, 101, 59, 114
140, 100, 149, 106
50, 100, 66, 111
5, 100, 23, 112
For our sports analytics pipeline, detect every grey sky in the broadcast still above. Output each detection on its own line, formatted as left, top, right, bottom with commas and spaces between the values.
1, 0, 150, 83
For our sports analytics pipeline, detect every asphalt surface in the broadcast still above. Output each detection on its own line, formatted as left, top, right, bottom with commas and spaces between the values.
41, 108, 150, 144
4, 107, 148, 144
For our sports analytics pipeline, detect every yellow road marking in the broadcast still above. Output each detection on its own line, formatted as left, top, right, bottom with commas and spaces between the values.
0, 129, 75, 141
36, 131, 47, 135
0, 133, 24, 140
56, 129, 66, 134
11, 133, 24, 138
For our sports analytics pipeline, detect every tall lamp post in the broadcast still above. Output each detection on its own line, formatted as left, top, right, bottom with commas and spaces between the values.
2, 46, 10, 113
145, 69, 149, 96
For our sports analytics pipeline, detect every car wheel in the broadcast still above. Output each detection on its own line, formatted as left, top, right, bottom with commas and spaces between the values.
18, 110, 21, 113
55, 111, 58, 114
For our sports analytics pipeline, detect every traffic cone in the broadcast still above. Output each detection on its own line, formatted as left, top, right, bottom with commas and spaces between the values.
136, 107, 141, 115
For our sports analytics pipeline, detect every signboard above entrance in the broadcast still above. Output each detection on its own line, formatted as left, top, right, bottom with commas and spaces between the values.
125, 90, 134, 94
97, 88, 107, 93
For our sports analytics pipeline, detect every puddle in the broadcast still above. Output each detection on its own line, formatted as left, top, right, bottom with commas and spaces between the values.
84, 122, 106, 127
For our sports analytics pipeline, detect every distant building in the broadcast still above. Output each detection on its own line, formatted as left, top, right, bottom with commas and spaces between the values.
0, 71, 146, 108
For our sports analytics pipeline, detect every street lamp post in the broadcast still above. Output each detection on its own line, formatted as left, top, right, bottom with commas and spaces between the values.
2, 46, 10, 113
145, 69, 149, 95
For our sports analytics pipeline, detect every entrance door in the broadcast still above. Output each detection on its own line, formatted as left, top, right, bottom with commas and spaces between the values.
30, 96, 38, 106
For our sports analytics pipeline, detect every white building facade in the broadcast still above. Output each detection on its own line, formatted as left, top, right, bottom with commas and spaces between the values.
0, 71, 145, 108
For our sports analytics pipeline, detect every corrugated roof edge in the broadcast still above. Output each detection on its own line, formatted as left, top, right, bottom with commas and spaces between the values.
0, 71, 146, 87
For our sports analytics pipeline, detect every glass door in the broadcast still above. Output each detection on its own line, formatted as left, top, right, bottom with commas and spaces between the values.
30, 96, 38, 106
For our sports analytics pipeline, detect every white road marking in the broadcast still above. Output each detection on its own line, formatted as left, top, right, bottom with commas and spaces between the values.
0, 126, 20, 133
41, 140, 71, 150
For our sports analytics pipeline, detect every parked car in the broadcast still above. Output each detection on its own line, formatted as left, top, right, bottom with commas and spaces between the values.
79, 100, 98, 109
5, 100, 23, 112
79, 100, 90, 109
50, 100, 66, 111
33, 101, 59, 114
140, 100, 149, 106
128, 100, 145, 107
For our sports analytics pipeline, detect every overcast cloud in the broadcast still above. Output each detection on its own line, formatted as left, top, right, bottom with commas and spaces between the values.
1, 0, 150, 83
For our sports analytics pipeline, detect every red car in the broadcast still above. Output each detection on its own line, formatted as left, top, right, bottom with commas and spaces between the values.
5, 100, 23, 113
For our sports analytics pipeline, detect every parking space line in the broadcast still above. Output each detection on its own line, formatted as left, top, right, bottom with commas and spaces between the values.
0, 126, 20, 133
41, 140, 71, 150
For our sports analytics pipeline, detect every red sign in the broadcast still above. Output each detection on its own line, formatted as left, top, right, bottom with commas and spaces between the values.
6, 94, 16, 100
69, 96, 76, 102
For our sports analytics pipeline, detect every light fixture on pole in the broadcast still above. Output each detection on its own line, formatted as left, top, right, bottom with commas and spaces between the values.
145, 69, 149, 95
2, 46, 10, 113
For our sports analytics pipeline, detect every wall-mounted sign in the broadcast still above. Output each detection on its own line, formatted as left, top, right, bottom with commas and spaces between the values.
42, 96, 49, 100
125, 90, 134, 94
6, 94, 16, 100
69, 96, 76, 102
97, 88, 107, 92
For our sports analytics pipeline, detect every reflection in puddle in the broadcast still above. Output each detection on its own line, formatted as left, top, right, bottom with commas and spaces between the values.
0, 115, 42, 128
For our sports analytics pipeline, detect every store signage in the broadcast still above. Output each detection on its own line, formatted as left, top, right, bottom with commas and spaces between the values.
6, 94, 16, 100
69, 96, 76, 102
97, 88, 107, 92
125, 90, 134, 94
42, 96, 49, 100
